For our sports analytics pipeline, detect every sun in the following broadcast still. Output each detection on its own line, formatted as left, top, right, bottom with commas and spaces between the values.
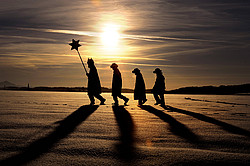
101, 24, 120, 48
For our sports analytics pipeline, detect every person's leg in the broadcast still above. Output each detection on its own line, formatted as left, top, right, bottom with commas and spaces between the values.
113, 95, 118, 106
138, 99, 142, 106
88, 93, 95, 105
118, 94, 129, 105
159, 94, 165, 106
153, 93, 161, 105
142, 95, 147, 104
94, 94, 106, 105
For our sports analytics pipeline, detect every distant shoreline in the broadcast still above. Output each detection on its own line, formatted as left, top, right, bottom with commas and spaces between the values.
1, 83, 249, 95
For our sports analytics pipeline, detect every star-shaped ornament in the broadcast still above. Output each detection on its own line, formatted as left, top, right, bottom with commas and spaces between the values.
69, 39, 81, 51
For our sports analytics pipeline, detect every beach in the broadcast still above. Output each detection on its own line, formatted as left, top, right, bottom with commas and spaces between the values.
0, 90, 250, 165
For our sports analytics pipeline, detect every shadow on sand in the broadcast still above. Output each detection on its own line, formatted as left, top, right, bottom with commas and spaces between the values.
140, 105, 200, 144
162, 105, 250, 138
112, 106, 136, 161
0, 105, 99, 166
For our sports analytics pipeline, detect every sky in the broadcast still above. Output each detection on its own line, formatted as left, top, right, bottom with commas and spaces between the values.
0, 0, 250, 90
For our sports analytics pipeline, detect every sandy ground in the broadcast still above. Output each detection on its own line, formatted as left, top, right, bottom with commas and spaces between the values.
0, 91, 250, 165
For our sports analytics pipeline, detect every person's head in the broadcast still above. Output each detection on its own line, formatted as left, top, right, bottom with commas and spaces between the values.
87, 58, 94, 68
153, 68, 162, 74
110, 63, 118, 70
132, 68, 140, 75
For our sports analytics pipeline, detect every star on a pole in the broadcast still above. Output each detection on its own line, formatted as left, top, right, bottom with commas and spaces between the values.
69, 39, 81, 51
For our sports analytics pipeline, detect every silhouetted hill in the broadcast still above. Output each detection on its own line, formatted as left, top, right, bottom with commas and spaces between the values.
167, 84, 250, 95
1, 83, 250, 95
0, 81, 16, 88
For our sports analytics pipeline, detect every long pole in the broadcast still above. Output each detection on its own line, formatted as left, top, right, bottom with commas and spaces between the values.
77, 50, 88, 75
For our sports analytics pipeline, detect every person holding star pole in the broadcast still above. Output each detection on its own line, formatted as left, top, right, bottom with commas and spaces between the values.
69, 39, 106, 105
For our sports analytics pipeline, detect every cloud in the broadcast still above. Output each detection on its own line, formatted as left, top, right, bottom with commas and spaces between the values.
18, 27, 238, 44
0, 34, 57, 42
1, 0, 250, 89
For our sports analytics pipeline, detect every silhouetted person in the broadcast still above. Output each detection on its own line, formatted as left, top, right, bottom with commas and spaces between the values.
110, 63, 129, 106
87, 58, 106, 105
132, 68, 147, 106
152, 68, 165, 106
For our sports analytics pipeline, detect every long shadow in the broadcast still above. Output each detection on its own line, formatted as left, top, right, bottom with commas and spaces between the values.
0, 105, 99, 166
140, 105, 200, 144
162, 105, 250, 138
112, 106, 136, 161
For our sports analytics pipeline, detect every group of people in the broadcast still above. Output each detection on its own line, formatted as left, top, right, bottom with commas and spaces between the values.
86, 58, 166, 106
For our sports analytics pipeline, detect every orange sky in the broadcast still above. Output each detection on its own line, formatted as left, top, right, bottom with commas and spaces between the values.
0, 0, 250, 89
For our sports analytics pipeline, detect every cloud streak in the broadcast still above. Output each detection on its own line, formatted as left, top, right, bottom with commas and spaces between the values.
0, 34, 57, 42
18, 27, 235, 44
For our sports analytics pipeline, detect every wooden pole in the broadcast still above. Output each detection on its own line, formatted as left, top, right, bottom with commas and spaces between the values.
77, 50, 88, 75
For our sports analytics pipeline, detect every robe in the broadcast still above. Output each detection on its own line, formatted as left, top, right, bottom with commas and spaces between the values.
112, 69, 122, 96
134, 73, 146, 100
87, 66, 101, 95
152, 74, 165, 94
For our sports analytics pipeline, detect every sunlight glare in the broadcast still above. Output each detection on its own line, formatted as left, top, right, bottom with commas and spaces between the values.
101, 24, 120, 49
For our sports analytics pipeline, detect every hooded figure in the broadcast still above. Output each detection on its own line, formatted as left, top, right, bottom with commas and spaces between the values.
152, 68, 166, 106
87, 58, 106, 105
132, 68, 147, 105
110, 63, 129, 106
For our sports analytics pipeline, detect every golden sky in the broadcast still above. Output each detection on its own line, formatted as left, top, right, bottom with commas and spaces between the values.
0, 0, 250, 89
